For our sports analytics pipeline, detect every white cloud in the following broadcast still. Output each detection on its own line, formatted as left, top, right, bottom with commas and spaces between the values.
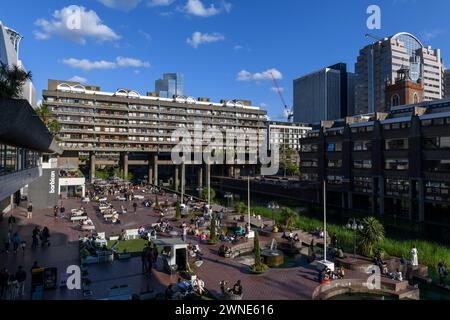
147, 0, 175, 7
34, 5, 120, 44
234, 45, 243, 51
420, 29, 445, 41
62, 57, 151, 71
271, 86, 284, 93
183, 0, 231, 17
98, 0, 142, 10
237, 68, 283, 82
68, 76, 88, 83
187, 31, 225, 48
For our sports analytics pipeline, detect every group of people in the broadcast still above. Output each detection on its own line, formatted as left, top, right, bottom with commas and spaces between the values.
218, 244, 232, 258
220, 280, 243, 298
0, 266, 27, 300
32, 226, 51, 248
318, 266, 345, 284
141, 243, 159, 274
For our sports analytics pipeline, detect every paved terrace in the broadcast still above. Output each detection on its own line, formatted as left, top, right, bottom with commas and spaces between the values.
1, 190, 373, 300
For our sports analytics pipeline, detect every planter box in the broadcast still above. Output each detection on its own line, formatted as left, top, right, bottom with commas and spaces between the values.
118, 253, 132, 260
109, 236, 120, 241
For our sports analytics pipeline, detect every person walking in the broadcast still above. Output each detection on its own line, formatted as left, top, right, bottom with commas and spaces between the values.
15, 266, 26, 298
32, 227, 40, 249
8, 214, 16, 232
439, 262, 448, 287
6, 274, 18, 300
133, 202, 138, 214
0, 268, 8, 299
60, 204, 66, 219
12, 232, 21, 253
182, 226, 187, 242
3, 232, 11, 254
27, 201, 33, 219
41, 227, 50, 247
141, 246, 148, 274
53, 205, 58, 219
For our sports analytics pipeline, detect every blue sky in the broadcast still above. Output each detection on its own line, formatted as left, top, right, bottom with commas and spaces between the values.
1, 0, 450, 119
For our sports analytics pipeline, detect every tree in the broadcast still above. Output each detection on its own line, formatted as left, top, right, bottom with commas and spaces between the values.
0, 62, 32, 99
154, 195, 161, 210
202, 187, 216, 202
175, 202, 181, 220
208, 213, 218, 244
358, 217, 385, 257
35, 104, 53, 126
234, 202, 247, 214
281, 207, 297, 231
251, 232, 268, 273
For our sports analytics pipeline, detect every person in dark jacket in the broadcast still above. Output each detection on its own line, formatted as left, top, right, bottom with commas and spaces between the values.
15, 266, 26, 298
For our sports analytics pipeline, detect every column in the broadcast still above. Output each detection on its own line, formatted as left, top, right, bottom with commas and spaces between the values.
418, 180, 425, 222
148, 165, 154, 185
123, 152, 129, 180
153, 154, 159, 186
198, 166, 203, 188
348, 192, 353, 210
90, 153, 96, 181
174, 166, 180, 191
181, 163, 186, 202
378, 177, 385, 216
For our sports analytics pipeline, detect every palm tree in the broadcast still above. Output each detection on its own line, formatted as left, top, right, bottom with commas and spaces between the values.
358, 217, 385, 257
281, 207, 297, 231
175, 202, 181, 220
35, 104, 53, 126
251, 232, 268, 273
0, 62, 32, 99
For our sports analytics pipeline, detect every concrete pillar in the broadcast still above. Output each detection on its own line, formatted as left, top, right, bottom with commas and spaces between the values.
90, 153, 96, 181
229, 166, 234, 178
348, 192, 353, 210
378, 177, 385, 216
174, 166, 180, 191
418, 180, 425, 222
198, 166, 203, 188
181, 163, 186, 200
148, 166, 153, 185
153, 154, 159, 186
123, 152, 129, 180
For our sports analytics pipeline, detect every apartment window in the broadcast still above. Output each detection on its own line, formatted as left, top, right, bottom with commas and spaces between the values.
424, 136, 450, 149
327, 176, 344, 185
353, 176, 373, 193
327, 159, 342, 168
386, 179, 410, 196
425, 181, 450, 200
391, 94, 400, 107
385, 138, 408, 150
353, 141, 371, 151
353, 160, 372, 169
385, 159, 409, 171
301, 144, 318, 152
326, 143, 342, 152
423, 160, 450, 173
300, 173, 318, 182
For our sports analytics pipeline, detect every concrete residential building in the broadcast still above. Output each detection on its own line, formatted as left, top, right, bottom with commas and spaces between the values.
355, 32, 444, 114
293, 63, 355, 124
445, 69, 450, 98
298, 97, 450, 228
0, 21, 37, 107
42, 80, 267, 186
155, 73, 184, 98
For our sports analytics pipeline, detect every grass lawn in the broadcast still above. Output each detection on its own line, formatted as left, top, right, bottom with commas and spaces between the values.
107, 239, 148, 255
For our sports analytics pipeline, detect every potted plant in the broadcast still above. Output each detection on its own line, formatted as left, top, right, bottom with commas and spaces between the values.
207, 214, 218, 245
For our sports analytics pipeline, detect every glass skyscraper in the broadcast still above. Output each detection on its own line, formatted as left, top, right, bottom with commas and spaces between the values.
155, 73, 184, 98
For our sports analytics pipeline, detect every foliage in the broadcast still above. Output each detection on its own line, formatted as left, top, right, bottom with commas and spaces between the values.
251, 232, 268, 273
202, 187, 216, 202
154, 195, 161, 210
208, 213, 218, 243
0, 62, 32, 99
234, 201, 247, 214
357, 217, 385, 257
280, 207, 297, 231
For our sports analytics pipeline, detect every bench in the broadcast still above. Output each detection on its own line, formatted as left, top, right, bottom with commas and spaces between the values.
124, 229, 140, 240
71, 216, 88, 222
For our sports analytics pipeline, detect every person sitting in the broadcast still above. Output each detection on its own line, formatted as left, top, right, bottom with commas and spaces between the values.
218, 245, 226, 257
336, 267, 345, 279
232, 280, 243, 296
293, 234, 300, 242
138, 226, 146, 237
390, 269, 403, 282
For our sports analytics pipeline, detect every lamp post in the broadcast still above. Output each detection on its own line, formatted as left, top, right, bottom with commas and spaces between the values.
346, 218, 364, 261
267, 201, 279, 226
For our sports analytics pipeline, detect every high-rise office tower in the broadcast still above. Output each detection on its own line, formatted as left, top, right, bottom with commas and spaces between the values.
293, 63, 355, 124
0, 21, 37, 107
155, 73, 184, 98
445, 69, 450, 98
355, 32, 444, 114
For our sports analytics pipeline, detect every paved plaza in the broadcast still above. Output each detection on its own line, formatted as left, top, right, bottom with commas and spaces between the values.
0, 189, 381, 300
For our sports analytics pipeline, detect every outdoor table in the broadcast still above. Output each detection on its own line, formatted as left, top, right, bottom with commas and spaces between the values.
133, 195, 145, 200
81, 198, 90, 203
99, 197, 108, 202
71, 216, 88, 222
103, 214, 114, 220
81, 225, 96, 231
71, 209, 84, 215
116, 196, 127, 201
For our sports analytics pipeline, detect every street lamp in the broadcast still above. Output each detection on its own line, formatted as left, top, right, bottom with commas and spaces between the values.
267, 201, 279, 226
346, 218, 364, 260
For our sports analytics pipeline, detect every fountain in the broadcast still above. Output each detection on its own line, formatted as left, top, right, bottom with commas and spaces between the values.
261, 239, 285, 267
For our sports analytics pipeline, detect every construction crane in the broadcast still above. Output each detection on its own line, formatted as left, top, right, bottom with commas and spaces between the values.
270, 72, 293, 122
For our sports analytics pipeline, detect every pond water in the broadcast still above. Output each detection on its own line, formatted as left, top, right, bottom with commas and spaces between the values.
329, 293, 398, 300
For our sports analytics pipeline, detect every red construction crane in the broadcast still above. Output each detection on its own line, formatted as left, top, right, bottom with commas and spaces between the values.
270, 72, 293, 122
